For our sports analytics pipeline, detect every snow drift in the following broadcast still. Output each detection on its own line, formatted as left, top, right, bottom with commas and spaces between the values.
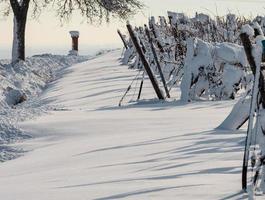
0, 54, 88, 161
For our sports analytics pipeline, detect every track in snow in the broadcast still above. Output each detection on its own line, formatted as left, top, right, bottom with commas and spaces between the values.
0, 50, 255, 199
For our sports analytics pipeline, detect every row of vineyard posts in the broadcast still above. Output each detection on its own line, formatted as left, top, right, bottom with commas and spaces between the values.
117, 12, 258, 102
117, 12, 265, 196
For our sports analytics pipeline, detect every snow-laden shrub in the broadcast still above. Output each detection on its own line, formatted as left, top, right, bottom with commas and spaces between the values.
121, 12, 253, 92
180, 38, 250, 101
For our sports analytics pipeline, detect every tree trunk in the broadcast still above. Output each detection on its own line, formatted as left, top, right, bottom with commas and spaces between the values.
10, 0, 30, 62
12, 17, 19, 62
12, 14, 27, 62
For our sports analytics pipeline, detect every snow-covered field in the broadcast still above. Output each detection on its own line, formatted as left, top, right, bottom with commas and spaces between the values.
0, 50, 258, 199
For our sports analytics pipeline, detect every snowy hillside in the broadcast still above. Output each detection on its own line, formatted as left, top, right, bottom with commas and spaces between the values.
0, 50, 260, 199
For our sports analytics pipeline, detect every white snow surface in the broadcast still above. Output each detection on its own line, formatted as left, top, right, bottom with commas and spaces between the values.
0, 50, 262, 199
241, 24, 255, 37
0, 54, 88, 161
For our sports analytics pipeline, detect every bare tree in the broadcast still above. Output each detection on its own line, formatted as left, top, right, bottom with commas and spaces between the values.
1, 0, 143, 62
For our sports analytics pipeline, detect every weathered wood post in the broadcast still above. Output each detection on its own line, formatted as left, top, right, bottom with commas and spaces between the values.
149, 17, 164, 53
69, 31, 79, 56
126, 22, 165, 100
145, 25, 171, 98
240, 33, 265, 105
117, 29, 128, 49
240, 28, 265, 191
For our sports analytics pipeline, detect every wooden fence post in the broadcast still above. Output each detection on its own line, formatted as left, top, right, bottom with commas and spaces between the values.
240, 31, 265, 191
126, 23, 165, 100
240, 33, 265, 106
145, 25, 170, 98
117, 29, 128, 49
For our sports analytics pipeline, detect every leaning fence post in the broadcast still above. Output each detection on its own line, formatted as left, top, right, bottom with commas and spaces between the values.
145, 25, 170, 98
240, 26, 265, 191
69, 31, 79, 56
117, 29, 128, 49
240, 32, 265, 105
126, 22, 165, 100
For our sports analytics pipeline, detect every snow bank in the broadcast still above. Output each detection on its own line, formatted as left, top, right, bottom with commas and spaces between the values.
0, 54, 88, 161
0, 54, 88, 108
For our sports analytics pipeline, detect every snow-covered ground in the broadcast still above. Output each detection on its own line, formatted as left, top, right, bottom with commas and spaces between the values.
0, 50, 258, 199
0, 54, 89, 161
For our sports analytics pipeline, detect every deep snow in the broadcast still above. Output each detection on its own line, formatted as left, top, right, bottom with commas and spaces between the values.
0, 50, 260, 199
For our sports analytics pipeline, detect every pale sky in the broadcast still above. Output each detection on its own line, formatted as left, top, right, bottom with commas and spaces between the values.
1, 0, 265, 58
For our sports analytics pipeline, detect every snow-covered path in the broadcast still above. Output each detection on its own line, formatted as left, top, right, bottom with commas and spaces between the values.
0, 51, 252, 199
